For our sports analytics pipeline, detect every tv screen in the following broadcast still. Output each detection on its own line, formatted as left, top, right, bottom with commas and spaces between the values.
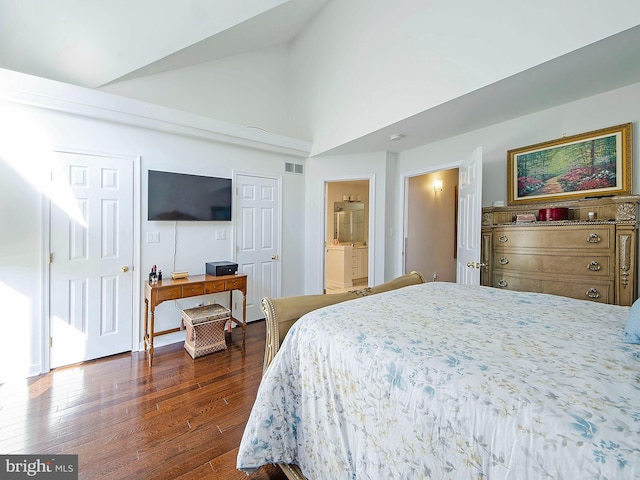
148, 170, 232, 221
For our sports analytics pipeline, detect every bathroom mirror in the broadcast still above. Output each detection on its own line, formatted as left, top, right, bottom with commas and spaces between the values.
334, 202, 365, 243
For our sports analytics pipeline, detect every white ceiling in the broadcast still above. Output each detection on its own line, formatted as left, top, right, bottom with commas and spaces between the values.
327, 25, 640, 156
0, 0, 329, 88
1, 0, 639, 155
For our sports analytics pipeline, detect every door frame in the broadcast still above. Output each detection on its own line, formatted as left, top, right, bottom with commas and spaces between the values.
322, 174, 376, 291
42, 147, 141, 373
233, 170, 283, 303
401, 159, 464, 276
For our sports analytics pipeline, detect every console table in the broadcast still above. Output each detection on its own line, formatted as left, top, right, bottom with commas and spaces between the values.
143, 273, 247, 366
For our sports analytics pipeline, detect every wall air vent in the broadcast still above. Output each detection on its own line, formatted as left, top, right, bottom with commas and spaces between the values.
284, 162, 304, 175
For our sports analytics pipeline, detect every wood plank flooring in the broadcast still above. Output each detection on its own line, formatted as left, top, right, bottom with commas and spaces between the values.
0, 321, 288, 480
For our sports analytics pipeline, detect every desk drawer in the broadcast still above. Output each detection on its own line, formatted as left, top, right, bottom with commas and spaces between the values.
204, 280, 225, 294
156, 286, 181, 302
181, 283, 205, 298
225, 277, 246, 290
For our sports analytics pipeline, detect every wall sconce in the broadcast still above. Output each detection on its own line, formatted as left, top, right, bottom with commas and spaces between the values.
433, 180, 443, 192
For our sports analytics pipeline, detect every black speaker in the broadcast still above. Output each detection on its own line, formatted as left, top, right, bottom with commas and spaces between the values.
205, 261, 238, 276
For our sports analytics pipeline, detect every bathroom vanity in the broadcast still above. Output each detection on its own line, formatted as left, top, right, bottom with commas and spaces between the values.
326, 244, 368, 289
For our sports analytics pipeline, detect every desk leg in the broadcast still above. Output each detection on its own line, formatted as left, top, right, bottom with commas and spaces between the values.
144, 300, 155, 367
228, 291, 233, 334
144, 298, 149, 350
242, 291, 247, 345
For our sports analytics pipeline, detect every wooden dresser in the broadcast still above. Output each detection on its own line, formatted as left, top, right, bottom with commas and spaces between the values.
481, 196, 640, 306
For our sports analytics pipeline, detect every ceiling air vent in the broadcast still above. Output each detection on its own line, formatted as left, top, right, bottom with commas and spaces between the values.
284, 162, 304, 175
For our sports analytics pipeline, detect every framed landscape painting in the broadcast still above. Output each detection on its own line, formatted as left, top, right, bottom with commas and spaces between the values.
507, 123, 632, 205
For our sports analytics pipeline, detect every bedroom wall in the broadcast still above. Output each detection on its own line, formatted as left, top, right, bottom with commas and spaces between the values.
0, 70, 309, 379
389, 81, 640, 278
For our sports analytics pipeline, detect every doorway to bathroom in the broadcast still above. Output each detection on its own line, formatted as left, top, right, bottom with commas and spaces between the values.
324, 180, 370, 294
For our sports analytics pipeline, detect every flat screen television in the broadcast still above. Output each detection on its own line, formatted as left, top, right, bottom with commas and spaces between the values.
148, 170, 232, 221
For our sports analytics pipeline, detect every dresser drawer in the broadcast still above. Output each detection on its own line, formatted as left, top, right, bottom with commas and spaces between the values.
181, 283, 205, 298
492, 273, 613, 304
494, 225, 615, 251
544, 281, 613, 304
494, 252, 614, 277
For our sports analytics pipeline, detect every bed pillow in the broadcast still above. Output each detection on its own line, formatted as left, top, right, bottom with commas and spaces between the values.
624, 298, 640, 344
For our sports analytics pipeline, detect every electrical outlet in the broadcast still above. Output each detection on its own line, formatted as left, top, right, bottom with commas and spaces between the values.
215, 230, 226, 240
433, 273, 438, 281
146, 232, 160, 243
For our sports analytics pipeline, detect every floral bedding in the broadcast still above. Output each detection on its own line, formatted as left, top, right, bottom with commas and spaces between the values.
237, 282, 640, 479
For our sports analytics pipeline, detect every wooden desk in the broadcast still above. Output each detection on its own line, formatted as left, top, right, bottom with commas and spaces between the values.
144, 273, 247, 366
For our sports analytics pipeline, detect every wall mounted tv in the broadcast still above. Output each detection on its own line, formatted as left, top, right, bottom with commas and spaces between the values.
148, 170, 232, 221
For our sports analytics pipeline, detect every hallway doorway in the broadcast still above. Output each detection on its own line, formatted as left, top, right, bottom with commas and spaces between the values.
405, 168, 459, 282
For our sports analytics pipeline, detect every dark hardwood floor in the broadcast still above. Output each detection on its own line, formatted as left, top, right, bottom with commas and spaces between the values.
0, 321, 289, 480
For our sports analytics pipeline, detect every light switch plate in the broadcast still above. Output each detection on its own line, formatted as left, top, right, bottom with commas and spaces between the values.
147, 232, 160, 243
215, 230, 226, 240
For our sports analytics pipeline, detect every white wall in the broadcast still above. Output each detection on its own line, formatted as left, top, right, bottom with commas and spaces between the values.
0, 70, 308, 379
391, 81, 640, 277
289, 0, 640, 155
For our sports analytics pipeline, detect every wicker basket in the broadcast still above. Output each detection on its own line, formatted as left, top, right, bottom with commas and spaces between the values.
181, 304, 231, 358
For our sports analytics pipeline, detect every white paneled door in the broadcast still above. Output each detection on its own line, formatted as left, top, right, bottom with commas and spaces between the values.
456, 147, 483, 285
235, 174, 280, 321
49, 152, 134, 368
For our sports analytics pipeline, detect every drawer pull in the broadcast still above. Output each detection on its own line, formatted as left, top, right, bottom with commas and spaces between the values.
587, 261, 601, 271
498, 234, 508, 243
587, 233, 601, 243
497, 279, 508, 288
585, 288, 600, 299
499, 256, 509, 265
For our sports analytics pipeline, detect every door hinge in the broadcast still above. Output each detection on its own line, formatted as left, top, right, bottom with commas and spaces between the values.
48, 253, 53, 264
49, 337, 53, 347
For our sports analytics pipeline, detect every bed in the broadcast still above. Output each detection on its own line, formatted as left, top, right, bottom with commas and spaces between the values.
237, 282, 640, 479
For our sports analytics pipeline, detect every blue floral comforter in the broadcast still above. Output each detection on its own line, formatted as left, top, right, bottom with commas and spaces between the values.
238, 282, 640, 479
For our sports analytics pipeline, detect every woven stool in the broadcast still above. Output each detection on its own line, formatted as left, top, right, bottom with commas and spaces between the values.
181, 304, 231, 358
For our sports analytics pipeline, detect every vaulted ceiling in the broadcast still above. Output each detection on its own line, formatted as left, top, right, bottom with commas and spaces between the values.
0, 0, 328, 88
1, 0, 640, 156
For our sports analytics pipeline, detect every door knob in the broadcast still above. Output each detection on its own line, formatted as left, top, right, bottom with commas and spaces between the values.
466, 262, 487, 269
121, 266, 129, 272
271, 255, 278, 260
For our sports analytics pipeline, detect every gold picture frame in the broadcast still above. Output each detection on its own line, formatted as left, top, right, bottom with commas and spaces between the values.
507, 123, 632, 205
